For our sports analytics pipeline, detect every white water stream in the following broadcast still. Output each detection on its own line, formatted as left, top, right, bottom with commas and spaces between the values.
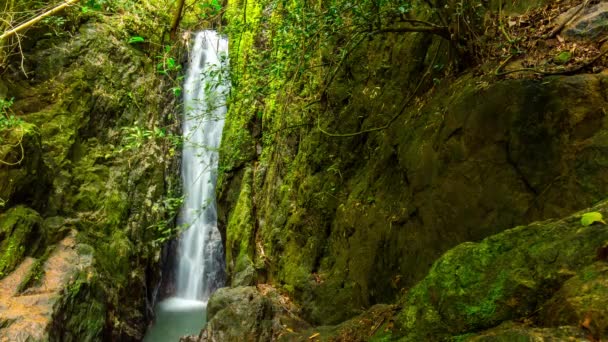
145, 30, 228, 341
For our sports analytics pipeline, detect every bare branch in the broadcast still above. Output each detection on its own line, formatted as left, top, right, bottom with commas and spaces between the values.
0, 0, 80, 41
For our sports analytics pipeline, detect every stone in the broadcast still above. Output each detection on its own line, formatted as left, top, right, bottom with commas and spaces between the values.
540, 262, 608, 340
562, 2, 608, 42
0, 231, 94, 341
199, 285, 311, 342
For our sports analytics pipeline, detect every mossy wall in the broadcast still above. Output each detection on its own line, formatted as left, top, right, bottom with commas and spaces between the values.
0, 2, 183, 339
218, 0, 608, 327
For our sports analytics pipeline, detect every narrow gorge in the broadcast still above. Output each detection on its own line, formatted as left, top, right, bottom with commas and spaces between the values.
2, 0, 608, 341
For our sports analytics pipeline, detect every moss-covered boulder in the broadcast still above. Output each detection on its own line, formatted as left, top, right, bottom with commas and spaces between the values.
393, 199, 608, 340
0, 206, 42, 277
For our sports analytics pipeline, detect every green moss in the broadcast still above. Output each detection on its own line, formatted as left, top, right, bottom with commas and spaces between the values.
50, 270, 106, 342
393, 200, 608, 340
0, 206, 43, 278
553, 51, 572, 65
226, 167, 256, 285
16, 246, 52, 293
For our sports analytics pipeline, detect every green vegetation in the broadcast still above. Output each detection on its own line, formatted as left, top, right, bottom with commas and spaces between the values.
3, 0, 608, 340
0, 206, 42, 278
16, 247, 53, 293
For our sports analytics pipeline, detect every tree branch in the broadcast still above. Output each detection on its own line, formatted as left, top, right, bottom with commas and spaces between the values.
0, 0, 80, 41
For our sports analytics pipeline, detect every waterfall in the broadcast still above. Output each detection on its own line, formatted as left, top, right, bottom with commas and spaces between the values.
175, 30, 228, 302
143, 31, 229, 342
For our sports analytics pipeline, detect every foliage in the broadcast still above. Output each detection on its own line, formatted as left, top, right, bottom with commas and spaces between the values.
199, 0, 222, 19
0, 98, 21, 132
127, 36, 145, 44
148, 194, 186, 244
116, 125, 179, 155
156, 45, 185, 97
581, 212, 606, 226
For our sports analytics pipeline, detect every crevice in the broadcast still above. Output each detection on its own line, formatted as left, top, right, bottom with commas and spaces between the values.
504, 141, 538, 196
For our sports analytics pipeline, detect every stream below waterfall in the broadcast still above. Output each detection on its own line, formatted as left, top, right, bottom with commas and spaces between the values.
144, 30, 228, 342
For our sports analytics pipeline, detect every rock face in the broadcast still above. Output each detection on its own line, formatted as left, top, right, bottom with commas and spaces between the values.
202, 198, 608, 341
215, 0, 608, 337
219, 68, 608, 325
0, 6, 179, 340
0, 231, 94, 341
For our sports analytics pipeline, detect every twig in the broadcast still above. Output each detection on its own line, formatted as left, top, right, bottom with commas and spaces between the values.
498, 0, 514, 44
0, 128, 25, 166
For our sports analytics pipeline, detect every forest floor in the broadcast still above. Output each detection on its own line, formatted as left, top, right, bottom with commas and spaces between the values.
487, 0, 608, 77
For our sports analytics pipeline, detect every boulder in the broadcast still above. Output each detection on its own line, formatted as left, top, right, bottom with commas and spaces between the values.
394, 199, 608, 340
562, 2, 608, 42
196, 285, 311, 342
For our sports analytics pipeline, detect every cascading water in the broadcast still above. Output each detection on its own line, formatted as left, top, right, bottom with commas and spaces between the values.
144, 30, 229, 342
176, 30, 227, 302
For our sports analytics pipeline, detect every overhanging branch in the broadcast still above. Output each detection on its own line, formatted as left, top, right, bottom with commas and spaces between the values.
0, 0, 80, 41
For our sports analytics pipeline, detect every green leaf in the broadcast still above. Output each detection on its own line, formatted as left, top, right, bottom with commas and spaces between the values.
128, 36, 145, 44
581, 212, 606, 226
172, 87, 182, 97
167, 57, 176, 69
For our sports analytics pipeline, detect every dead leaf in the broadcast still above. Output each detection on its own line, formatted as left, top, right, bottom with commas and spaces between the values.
581, 314, 592, 330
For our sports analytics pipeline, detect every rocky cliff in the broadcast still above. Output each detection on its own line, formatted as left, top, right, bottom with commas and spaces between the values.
0, 2, 182, 340
212, 0, 608, 340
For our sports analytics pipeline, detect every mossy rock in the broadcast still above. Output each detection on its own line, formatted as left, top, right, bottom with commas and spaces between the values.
540, 262, 608, 340
0, 123, 48, 209
393, 199, 608, 340
49, 270, 106, 342
0, 206, 43, 278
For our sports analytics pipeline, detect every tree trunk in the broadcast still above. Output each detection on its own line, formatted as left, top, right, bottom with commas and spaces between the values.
170, 0, 186, 39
